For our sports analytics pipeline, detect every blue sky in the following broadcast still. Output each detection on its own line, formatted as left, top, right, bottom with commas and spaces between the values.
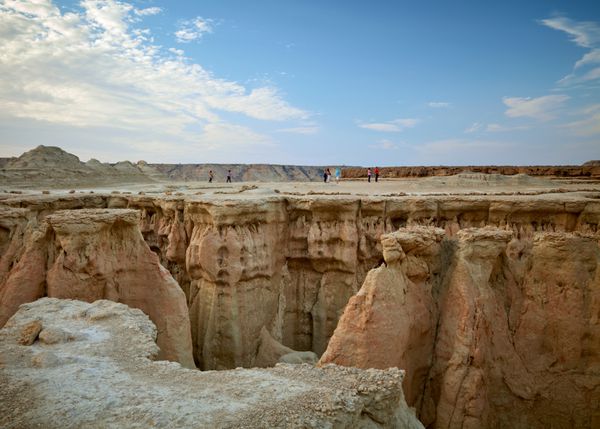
1, 0, 599, 165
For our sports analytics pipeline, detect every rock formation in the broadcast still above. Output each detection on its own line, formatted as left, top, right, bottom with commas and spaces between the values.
321, 226, 600, 428
0, 298, 424, 429
0, 208, 194, 368
343, 164, 600, 179
1, 191, 600, 373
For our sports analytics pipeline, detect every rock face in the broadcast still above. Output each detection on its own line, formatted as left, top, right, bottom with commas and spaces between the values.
2, 192, 600, 374
0, 145, 153, 187
321, 226, 600, 428
0, 208, 194, 368
342, 165, 600, 179
0, 298, 424, 429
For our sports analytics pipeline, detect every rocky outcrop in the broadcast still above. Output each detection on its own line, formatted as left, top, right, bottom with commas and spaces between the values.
0, 298, 424, 429
0, 145, 153, 188
2, 192, 600, 372
321, 226, 600, 428
342, 165, 600, 179
0, 208, 194, 368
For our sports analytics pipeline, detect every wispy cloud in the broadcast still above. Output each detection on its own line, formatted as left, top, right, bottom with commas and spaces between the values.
359, 118, 419, 132
562, 104, 600, 136
0, 0, 307, 161
175, 16, 213, 43
369, 139, 399, 150
277, 126, 319, 135
503, 95, 569, 120
135, 7, 162, 16
428, 101, 451, 108
464, 122, 483, 133
465, 122, 528, 133
541, 17, 600, 86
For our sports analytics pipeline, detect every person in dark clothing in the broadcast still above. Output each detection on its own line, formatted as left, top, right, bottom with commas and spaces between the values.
208, 170, 214, 183
226, 170, 232, 183
323, 169, 328, 183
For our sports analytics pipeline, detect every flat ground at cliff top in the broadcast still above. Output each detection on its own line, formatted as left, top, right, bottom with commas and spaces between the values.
4, 173, 600, 198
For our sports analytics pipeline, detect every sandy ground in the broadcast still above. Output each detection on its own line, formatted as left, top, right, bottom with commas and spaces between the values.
3, 173, 600, 200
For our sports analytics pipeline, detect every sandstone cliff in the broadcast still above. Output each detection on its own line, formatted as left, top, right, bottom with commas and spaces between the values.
320, 226, 600, 428
0, 298, 424, 429
0, 208, 194, 367
342, 165, 600, 179
1, 192, 599, 374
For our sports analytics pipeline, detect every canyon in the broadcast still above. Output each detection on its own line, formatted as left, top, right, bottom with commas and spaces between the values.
1, 147, 600, 428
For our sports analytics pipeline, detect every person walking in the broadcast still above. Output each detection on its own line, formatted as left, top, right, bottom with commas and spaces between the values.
335, 167, 341, 184
374, 166, 380, 182
367, 168, 372, 183
326, 168, 332, 183
208, 170, 214, 183
323, 169, 328, 183
226, 169, 232, 183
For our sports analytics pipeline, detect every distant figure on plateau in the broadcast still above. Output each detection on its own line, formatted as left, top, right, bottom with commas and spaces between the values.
208, 170, 214, 183
367, 168, 372, 183
323, 169, 328, 183
374, 166, 380, 182
226, 169, 232, 183
326, 168, 332, 182
335, 167, 341, 184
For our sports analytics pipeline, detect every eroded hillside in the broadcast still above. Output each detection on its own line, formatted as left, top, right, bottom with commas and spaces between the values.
0, 188, 599, 428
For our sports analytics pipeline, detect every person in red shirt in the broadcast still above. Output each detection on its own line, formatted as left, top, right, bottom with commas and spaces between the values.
374, 167, 380, 182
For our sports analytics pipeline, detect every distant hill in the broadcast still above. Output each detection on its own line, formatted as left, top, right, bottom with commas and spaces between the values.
342, 164, 600, 179
0, 146, 151, 188
2, 146, 598, 189
0, 146, 331, 188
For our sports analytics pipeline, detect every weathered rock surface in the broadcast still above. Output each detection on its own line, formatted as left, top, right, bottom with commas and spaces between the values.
1, 191, 600, 374
0, 208, 194, 368
321, 226, 600, 428
0, 298, 424, 429
343, 165, 600, 179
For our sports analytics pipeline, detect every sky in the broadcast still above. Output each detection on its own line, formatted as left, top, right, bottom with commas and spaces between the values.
0, 0, 599, 166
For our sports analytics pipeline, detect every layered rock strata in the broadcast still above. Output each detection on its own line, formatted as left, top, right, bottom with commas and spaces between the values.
0, 298, 424, 429
321, 226, 600, 428
1, 193, 599, 372
0, 208, 194, 367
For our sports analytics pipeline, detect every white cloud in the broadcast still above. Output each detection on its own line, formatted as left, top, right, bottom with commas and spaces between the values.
563, 104, 600, 136
540, 17, 600, 48
503, 95, 569, 120
0, 1, 307, 160
574, 49, 600, 69
541, 17, 600, 86
464, 122, 483, 133
428, 101, 450, 108
359, 118, 419, 132
135, 7, 161, 16
485, 123, 529, 132
175, 16, 213, 43
369, 139, 398, 150
277, 126, 319, 135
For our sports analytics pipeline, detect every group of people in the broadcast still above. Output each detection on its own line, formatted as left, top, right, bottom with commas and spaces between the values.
323, 167, 342, 183
367, 167, 380, 182
208, 167, 379, 183
208, 170, 232, 183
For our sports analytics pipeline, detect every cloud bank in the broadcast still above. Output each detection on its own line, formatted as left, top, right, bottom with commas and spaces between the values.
0, 0, 307, 161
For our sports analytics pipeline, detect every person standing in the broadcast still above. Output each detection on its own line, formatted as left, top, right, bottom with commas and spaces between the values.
374, 166, 380, 182
208, 170, 214, 183
226, 169, 232, 183
323, 169, 328, 183
367, 168, 372, 183
335, 167, 341, 184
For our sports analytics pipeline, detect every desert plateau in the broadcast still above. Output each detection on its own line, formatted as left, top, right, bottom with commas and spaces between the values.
0, 146, 599, 428
2, 1, 600, 427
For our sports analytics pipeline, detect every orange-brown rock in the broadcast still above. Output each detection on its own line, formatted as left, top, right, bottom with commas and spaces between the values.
321, 225, 600, 428
0, 208, 194, 368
